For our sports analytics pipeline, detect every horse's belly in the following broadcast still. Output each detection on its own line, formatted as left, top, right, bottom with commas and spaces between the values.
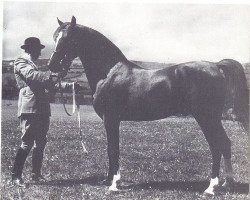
120, 82, 183, 121
121, 111, 171, 121
120, 100, 175, 121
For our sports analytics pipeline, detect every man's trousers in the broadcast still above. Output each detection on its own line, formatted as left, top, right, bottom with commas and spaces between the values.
12, 114, 50, 179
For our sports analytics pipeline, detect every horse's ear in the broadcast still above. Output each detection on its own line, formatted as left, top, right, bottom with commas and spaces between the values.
71, 16, 76, 27
57, 17, 64, 26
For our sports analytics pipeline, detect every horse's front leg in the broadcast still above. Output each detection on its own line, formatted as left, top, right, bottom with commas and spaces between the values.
103, 114, 121, 191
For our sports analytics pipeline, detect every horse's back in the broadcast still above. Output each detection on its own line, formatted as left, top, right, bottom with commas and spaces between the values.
153, 61, 227, 116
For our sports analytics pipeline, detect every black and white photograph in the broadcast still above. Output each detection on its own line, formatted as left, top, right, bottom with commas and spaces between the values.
1, 1, 249, 199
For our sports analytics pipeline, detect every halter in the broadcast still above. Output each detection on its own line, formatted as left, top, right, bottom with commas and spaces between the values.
51, 51, 73, 74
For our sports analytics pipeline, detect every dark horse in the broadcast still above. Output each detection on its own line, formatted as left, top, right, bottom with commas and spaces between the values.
48, 16, 249, 195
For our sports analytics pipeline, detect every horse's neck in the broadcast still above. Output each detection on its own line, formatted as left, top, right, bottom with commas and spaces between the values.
77, 27, 127, 93
79, 55, 127, 93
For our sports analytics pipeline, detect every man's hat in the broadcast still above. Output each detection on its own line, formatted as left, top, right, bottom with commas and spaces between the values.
21, 37, 45, 50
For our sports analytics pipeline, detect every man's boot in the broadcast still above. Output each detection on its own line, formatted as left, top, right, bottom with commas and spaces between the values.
31, 145, 46, 182
12, 147, 30, 187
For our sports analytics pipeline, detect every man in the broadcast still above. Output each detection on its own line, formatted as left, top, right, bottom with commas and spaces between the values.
12, 37, 71, 187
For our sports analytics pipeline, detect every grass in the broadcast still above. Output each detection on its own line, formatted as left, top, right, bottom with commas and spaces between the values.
1, 100, 249, 200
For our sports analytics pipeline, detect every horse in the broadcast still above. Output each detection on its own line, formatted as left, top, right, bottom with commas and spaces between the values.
48, 16, 249, 195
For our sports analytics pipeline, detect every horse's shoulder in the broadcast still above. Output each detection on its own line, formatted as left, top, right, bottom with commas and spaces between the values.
94, 63, 125, 97
94, 79, 105, 98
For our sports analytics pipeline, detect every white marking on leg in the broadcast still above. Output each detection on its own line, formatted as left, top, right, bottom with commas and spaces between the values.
204, 177, 219, 195
108, 170, 121, 191
224, 158, 233, 178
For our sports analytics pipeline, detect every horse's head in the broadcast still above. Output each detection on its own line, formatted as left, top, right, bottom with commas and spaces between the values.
48, 16, 79, 73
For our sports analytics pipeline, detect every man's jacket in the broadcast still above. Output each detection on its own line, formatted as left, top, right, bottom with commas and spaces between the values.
14, 53, 52, 117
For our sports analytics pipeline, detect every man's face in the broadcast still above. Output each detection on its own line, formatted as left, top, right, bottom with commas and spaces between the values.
30, 48, 42, 61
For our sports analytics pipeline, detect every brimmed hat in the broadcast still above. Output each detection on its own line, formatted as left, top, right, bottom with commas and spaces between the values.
21, 37, 45, 50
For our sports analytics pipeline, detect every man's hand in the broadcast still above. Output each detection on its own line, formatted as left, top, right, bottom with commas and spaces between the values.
50, 73, 59, 82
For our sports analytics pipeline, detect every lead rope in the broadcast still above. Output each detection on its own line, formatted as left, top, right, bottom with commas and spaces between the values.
59, 80, 88, 154
59, 79, 75, 116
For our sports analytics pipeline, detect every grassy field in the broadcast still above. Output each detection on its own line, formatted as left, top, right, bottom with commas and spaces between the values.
1, 100, 248, 200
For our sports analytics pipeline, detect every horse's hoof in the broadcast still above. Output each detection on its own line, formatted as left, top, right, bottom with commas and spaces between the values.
203, 189, 215, 196
108, 185, 119, 192
203, 185, 220, 197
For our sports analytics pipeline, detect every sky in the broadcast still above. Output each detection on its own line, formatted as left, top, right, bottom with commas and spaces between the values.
2, 1, 250, 63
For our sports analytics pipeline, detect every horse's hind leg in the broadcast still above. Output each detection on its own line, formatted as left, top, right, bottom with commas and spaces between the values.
211, 119, 234, 190
211, 120, 233, 190
103, 114, 121, 191
195, 115, 233, 195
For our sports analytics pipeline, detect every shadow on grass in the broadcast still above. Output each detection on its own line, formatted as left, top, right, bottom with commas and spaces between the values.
121, 180, 249, 194
31, 175, 249, 194
31, 174, 106, 187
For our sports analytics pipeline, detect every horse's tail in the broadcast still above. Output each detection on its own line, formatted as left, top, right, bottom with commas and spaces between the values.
217, 59, 249, 133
